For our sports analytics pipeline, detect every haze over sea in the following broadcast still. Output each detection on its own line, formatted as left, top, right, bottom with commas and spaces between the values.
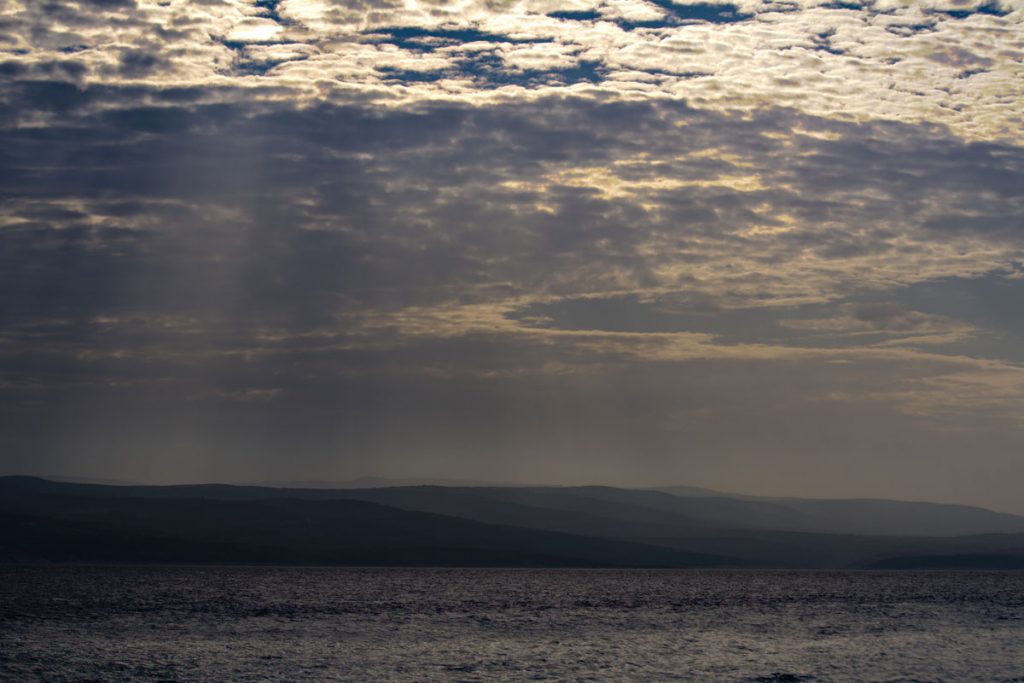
2, 566, 1022, 682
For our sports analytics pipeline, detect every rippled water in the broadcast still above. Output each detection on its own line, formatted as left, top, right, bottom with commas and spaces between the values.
2, 567, 1023, 682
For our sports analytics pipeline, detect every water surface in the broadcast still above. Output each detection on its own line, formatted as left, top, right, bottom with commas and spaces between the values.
2, 567, 1023, 681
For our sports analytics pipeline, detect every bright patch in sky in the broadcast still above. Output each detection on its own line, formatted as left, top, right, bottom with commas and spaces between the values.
226, 20, 284, 43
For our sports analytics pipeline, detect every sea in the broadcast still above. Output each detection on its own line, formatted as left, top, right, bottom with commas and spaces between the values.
1, 567, 1022, 682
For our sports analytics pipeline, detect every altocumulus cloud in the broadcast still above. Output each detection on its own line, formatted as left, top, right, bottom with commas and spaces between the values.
0, 0, 1023, 511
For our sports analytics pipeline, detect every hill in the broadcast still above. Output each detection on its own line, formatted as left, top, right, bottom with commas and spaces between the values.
3, 476, 1023, 568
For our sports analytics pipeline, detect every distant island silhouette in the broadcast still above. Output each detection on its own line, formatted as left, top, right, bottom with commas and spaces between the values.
3, 476, 1023, 569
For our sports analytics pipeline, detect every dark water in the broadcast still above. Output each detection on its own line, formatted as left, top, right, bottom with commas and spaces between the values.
2, 567, 1023, 682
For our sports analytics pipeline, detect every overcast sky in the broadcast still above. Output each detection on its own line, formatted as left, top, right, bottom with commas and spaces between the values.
1, 0, 1023, 511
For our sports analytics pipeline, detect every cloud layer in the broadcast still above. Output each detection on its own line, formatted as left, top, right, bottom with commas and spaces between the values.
1, 0, 1023, 510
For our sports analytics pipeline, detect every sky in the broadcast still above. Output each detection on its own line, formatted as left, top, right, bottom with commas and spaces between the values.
1, 0, 1023, 511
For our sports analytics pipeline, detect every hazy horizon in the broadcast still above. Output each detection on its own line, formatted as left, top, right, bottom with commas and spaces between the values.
6, 469, 1024, 516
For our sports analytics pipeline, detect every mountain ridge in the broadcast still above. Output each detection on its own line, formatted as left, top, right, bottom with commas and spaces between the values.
3, 476, 1023, 569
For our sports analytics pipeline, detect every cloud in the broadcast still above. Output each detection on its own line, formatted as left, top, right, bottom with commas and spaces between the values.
778, 302, 974, 339
0, 93, 1020, 465
1, 0, 1021, 137
1, 90, 1021, 337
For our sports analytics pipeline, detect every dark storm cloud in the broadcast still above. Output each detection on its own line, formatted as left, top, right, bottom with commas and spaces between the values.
116, 48, 169, 77
1, 85, 1022, 377
1, 84, 1022, 315
0, 59, 87, 82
